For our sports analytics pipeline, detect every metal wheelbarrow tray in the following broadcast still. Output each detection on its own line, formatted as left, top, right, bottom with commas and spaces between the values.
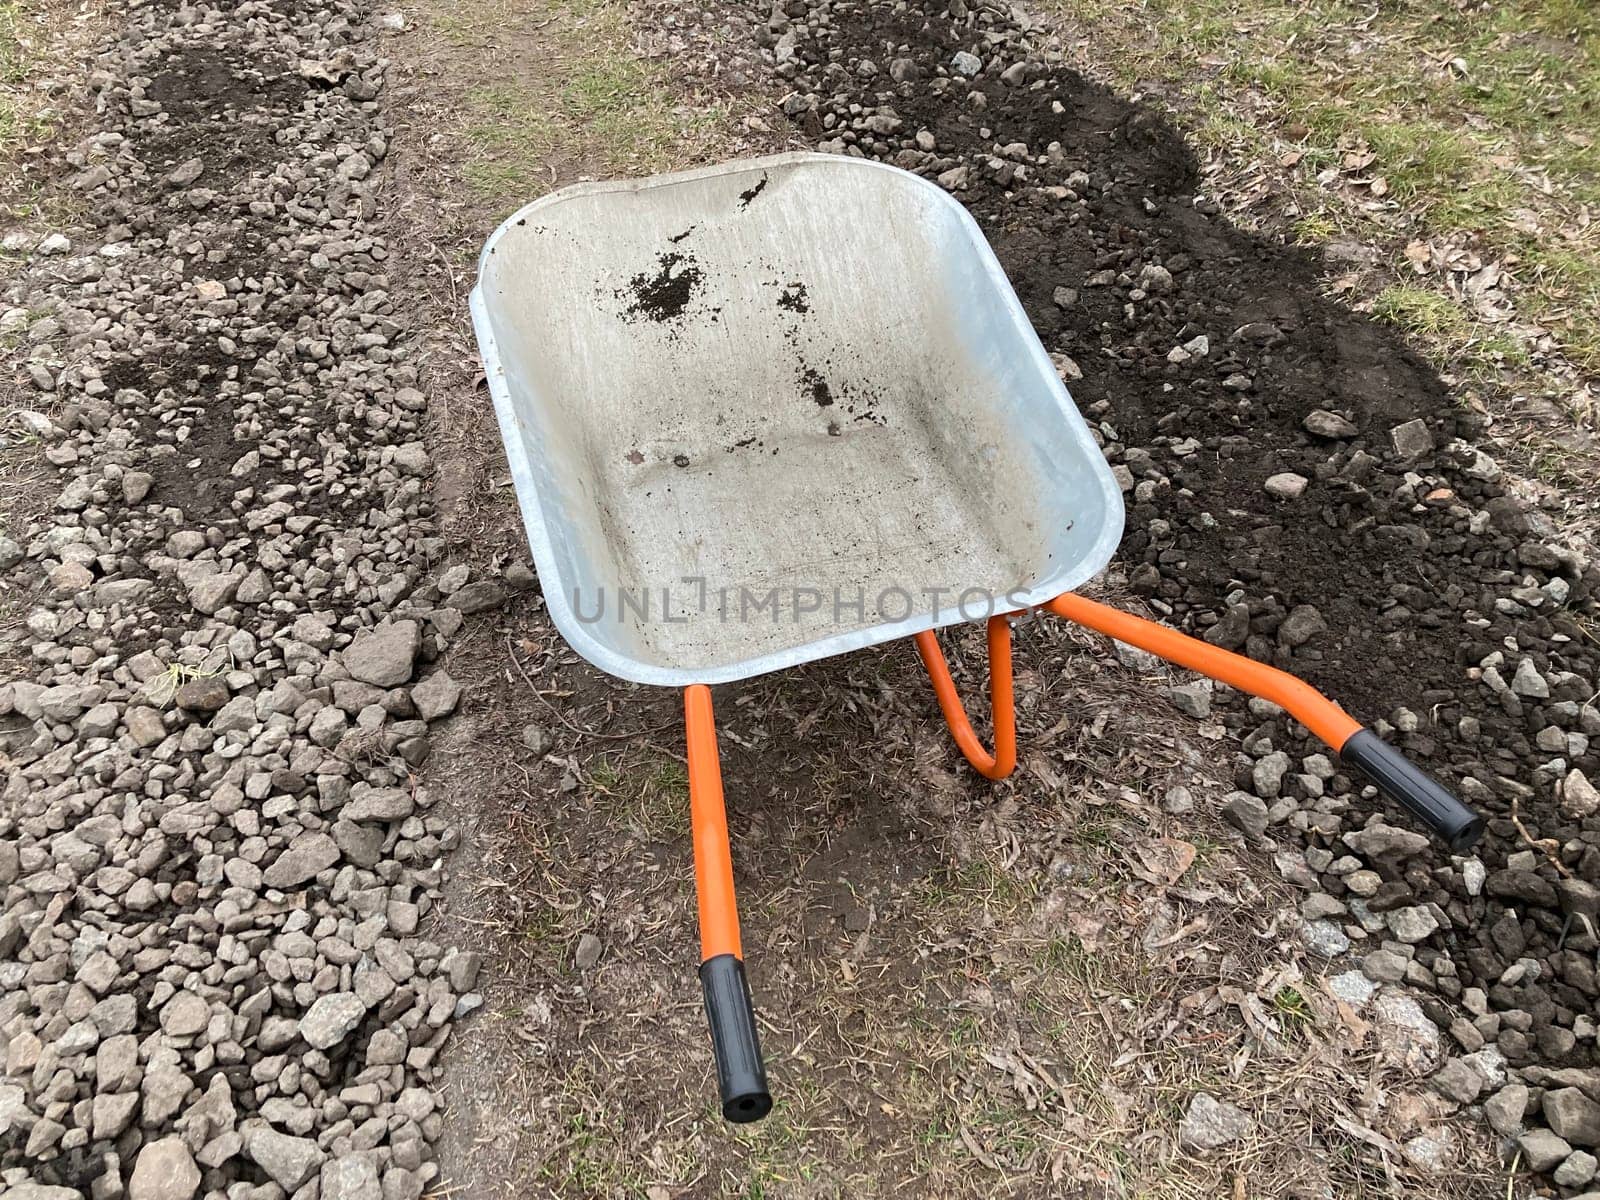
470, 152, 1483, 1122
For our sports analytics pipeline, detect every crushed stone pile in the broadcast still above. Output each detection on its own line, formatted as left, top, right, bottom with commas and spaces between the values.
0, 2, 500, 1197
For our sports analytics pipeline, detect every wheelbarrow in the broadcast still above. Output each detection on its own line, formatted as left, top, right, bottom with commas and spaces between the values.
468, 152, 1483, 1124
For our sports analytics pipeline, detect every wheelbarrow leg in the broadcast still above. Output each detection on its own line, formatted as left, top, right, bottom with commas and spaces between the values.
1040, 593, 1483, 850
913, 615, 1017, 780
683, 684, 773, 1123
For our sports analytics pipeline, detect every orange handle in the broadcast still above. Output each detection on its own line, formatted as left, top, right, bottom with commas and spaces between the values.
1042, 593, 1362, 749
913, 615, 1017, 780
684, 684, 741, 961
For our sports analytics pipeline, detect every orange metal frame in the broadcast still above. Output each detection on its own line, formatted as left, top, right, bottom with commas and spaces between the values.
683, 591, 1364, 976
912, 592, 1362, 782
680, 591, 1485, 1123
685, 684, 742, 962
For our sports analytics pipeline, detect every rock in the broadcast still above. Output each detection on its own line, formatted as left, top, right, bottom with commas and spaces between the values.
1520, 1127, 1574, 1172
173, 675, 228, 712
951, 50, 982, 76
161, 990, 209, 1037
37, 683, 89, 720
1166, 682, 1211, 718
1113, 640, 1160, 672
342, 786, 414, 822
1137, 264, 1173, 292
1251, 752, 1291, 798
245, 1125, 324, 1190
1343, 823, 1428, 859
1559, 1152, 1600, 1189
292, 613, 337, 650
1222, 792, 1269, 837
411, 671, 462, 721
1386, 906, 1440, 944
301, 993, 368, 1050
1486, 868, 1557, 907
129, 1137, 201, 1200
186, 572, 238, 614
1162, 785, 1195, 814
1485, 1083, 1528, 1135
263, 832, 341, 888
1276, 605, 1326, 649
575, 932, 603, 971
1302, 919, 1350, 957
93, 1090, 139, 1138
446, 950, 483, 992
1559, 877, 1600, 918
521, 724, 554, 755
79, 702, 120, 738
1390, 418, 1433, 459
123, 470, 154, 502
1202, 603, 1250, 650
1302, 409, 1358, 438
1402, 1128, 1455, 1172
1263, 472, 1309, 500
1178, 1092, 1251, 1150
1563, 769, 1600, 819
447, 580, 506, 614
1372, 988, 1441, 1071
1510, 657, 1550, 699
321, 1154, 383, 1200
1546, 1088, 1600, 1147
342, 620, 420, 687
1430, 1058, 1484, 1104
167, 157, 204, 186
96, 1034, 139, 1090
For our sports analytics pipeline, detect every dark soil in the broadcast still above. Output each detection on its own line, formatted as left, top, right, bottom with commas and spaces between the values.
134, 47, 307, 177
737, 171, 770, 207
623, 250, 704, 321
768, 0, 1600, 1164
800, 364, 834, 406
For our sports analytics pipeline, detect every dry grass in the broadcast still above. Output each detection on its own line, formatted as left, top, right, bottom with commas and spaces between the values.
0, 0, 110, 222
1041, 0, 1599, 438
410, 0, 732, 215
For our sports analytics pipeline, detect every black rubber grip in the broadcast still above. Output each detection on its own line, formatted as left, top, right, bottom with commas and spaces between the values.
1340, 729, 1485, 852
699, 954, 772, 1123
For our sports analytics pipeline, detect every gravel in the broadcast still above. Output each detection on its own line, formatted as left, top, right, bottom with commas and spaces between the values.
0, 3, 483, 1195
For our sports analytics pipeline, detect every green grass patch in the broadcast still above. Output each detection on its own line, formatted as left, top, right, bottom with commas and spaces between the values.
445, 0, 728, 208
584, 751, 689, 840
1, 2, 46, 157
1270, 984, 1313, 1036
1371, 284, 1473, 343
1045, 0, 1600, 378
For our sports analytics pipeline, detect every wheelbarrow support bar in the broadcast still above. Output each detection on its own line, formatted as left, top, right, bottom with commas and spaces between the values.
1042, 595, 1483, 850
684, 685, 773, 1124
912, 594, 1483, 852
